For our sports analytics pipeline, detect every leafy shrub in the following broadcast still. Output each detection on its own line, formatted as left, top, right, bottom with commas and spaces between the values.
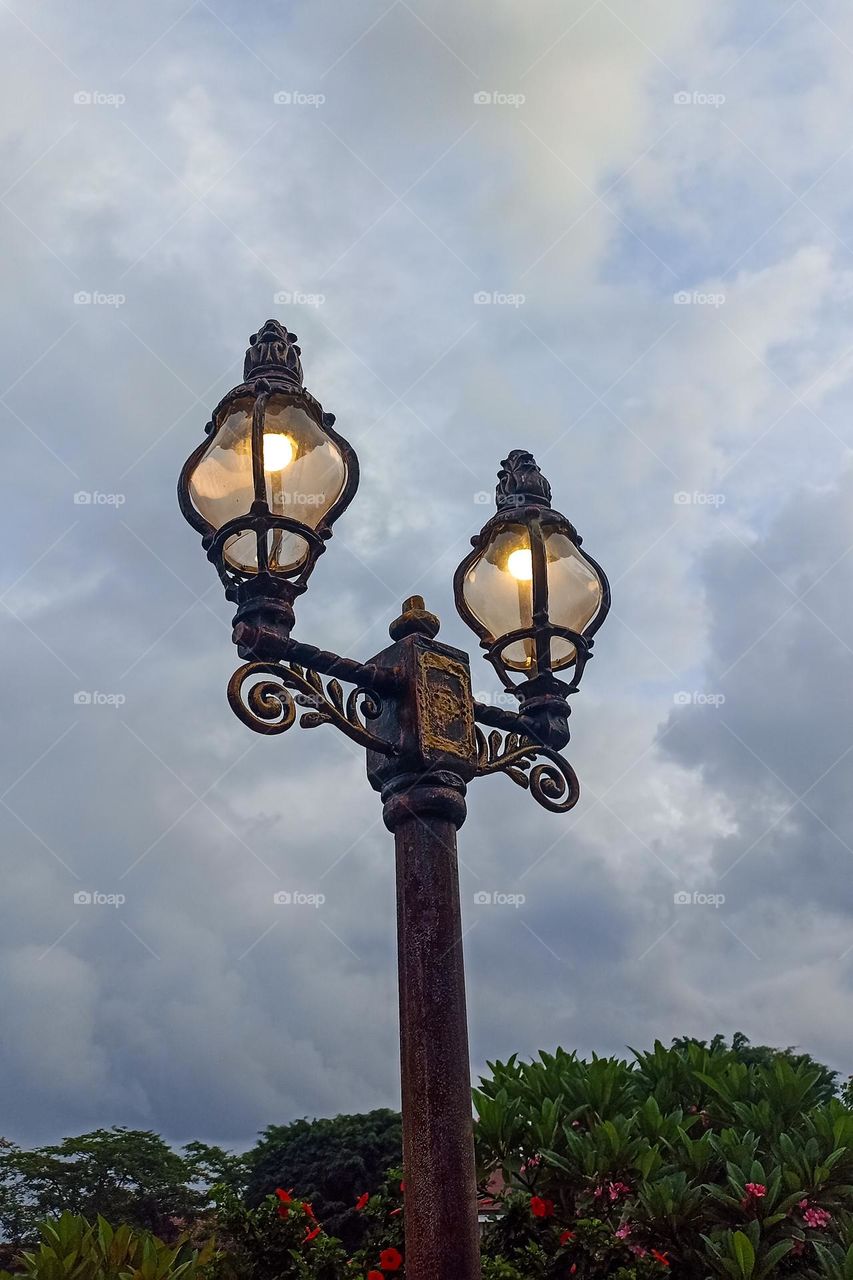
0, 1212, 213, 1280
4, 1035, 850, 1278
244, 1110, 401, 1249
474, 1037, 853, 1277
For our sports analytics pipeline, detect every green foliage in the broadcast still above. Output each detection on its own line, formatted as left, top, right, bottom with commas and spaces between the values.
244, 1109, 401, 1249
210, 1175, 407, 1280
475, 1035, 848, 1277
0, 1212, 213, 1280
0, 1129, 245, 1246
1, 1032, 846, 1279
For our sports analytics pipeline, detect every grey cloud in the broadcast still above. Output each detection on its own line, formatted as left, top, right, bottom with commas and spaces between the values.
4, 0, 853, 1146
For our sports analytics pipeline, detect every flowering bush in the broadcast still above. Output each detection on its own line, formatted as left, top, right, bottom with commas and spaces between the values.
4, 1036, 851, 1278
208, 1172, 406, 1279
474, 1037, 853, 1277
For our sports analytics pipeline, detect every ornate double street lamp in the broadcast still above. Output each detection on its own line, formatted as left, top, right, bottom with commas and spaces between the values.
178, 320, 610, 1280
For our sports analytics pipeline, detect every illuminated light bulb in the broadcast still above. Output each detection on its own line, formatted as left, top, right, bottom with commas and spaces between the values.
263, 432, 295, 473
507, 548, 533, 581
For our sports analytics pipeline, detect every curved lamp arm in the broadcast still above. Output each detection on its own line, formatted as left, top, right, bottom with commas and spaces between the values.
472, 701, 580, 814
227, 640, 400, 755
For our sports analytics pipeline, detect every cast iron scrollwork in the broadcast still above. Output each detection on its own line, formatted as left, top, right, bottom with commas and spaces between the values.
473, 724, 580, 813
227, 661, 395, 754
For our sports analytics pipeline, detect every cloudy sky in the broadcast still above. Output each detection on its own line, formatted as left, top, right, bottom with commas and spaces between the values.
3, 0, 853, 1149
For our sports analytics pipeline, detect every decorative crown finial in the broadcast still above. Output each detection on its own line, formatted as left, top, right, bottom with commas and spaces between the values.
244, 319, 304, 385
496, 450, 552, 509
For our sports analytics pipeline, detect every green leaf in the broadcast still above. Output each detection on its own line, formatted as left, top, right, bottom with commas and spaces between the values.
732, 1230, 755, 1278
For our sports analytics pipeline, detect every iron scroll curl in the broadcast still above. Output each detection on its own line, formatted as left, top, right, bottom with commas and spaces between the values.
474, 726, 580, 813
227, 661, 395, 754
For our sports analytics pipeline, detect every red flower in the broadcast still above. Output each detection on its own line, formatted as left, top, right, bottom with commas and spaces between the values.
355, 1193, 369, 1211
560, 1230, 574, 1244
651, 1250, 670, 1267
530, 1195, 554, 1219
379, 1246, 404, 1271
368, 1273, 384, 1280
304, 1202, 316, 1220
303, 1225, 321, 1243
399, 1180, 406, 1192
275, 1188, 293, 1218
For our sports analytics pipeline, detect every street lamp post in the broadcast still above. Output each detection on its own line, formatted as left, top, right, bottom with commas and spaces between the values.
178, 320, 610, 1280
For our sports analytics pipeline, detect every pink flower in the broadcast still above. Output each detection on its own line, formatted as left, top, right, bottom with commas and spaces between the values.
616, 1223, 634, 1240
594, 1179, 631, 1202
800, 1200, 832, 1229
744, 1183, 766, 1199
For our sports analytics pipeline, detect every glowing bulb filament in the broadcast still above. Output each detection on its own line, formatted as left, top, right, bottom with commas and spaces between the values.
263, 432, 295, 473
507, 548, 533, 581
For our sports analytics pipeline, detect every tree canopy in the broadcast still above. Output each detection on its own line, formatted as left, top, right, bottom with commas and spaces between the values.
244, 1108, 402, 1247
0, 1128, 243, 1244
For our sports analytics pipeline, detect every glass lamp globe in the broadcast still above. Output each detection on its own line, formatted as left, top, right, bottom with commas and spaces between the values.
454, 451, 609, 691
178, 320, 359, 658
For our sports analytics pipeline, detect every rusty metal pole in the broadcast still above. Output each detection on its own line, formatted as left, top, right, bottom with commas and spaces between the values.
367, 598, 482, 1280
387, 784, 481, 1280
